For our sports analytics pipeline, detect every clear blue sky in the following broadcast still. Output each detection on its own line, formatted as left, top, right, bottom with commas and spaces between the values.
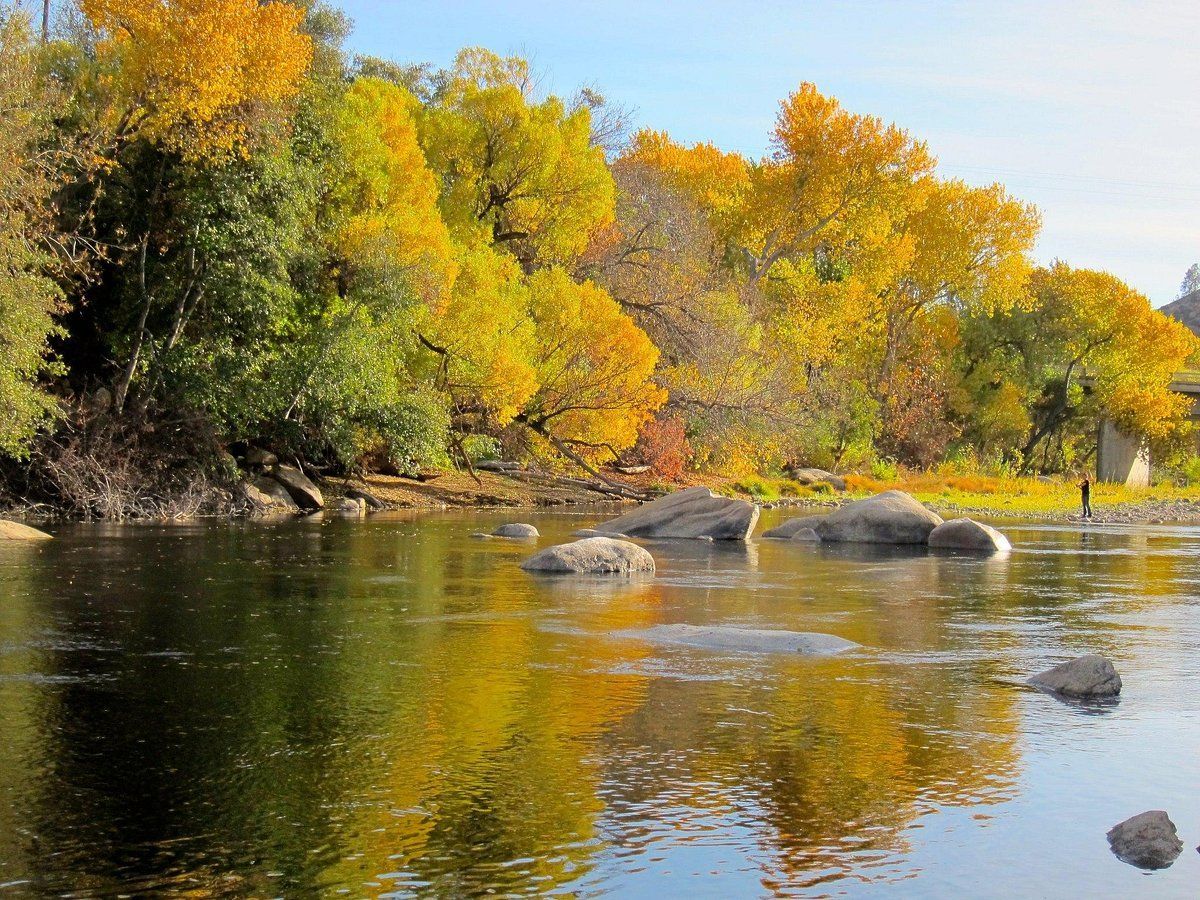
339, 0, 1198, 304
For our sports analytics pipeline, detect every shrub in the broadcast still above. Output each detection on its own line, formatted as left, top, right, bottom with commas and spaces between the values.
627, 415, 692, 481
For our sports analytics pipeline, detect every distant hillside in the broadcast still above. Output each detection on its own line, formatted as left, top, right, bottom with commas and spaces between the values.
1161, 289, 1200, 337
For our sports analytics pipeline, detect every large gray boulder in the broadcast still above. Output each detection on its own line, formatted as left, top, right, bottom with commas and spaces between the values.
271, 464, 323, 511
493, 523, 539, 539
250, 476, 300, 514
1029, 654, 1122, 698
762, 514, 827, 539
0, 519, 52, 540
815, 490, 943, 545
789, 467, 847, 491
617, 624, 857, 656
928, 517, 1011, 553
589, 486, 758, 540
1107, 811, 1183, 870
520, 537, 655, 575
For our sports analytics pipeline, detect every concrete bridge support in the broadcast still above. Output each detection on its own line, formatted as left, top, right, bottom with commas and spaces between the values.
1096, 420, 1150, 487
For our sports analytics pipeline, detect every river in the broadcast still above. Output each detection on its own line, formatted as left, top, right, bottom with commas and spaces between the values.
1, 509, 1198, 896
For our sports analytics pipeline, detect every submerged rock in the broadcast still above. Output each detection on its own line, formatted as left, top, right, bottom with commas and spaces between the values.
791, 527, 821, 543
928, 517, 1011, 552
1107, 811, 1183, 870
271, 464, 323, 511
520, 537, 655, 575
762, 515, 827, 539
815, 490, 943, 545
0, 519, 52, 541
1029, 654, 1122, 698
493, 523, 539, 539
618, 624, 858, 655
589, 486, 758, 541
572, 527, 619, 538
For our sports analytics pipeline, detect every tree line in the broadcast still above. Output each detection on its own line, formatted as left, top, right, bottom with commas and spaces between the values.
1, 0, 1196, 514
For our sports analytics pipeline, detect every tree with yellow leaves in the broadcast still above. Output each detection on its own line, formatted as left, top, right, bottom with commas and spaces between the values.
81, 0, 312, 157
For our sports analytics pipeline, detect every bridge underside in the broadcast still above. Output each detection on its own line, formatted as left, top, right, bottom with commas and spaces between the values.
1095, 375, 1200, 486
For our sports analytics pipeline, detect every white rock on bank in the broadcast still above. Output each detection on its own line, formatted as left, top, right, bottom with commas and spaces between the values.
1107, 811, 1183, 870
815, 490, 943, 545
928, 517, 1011, 552
617, 624, 858, 655
1028, 654, 1122, 698
520, 537, 655, 575
588, 486, 758, 541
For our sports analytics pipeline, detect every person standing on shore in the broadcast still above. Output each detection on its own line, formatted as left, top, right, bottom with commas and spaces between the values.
1079, 474, 1093, 519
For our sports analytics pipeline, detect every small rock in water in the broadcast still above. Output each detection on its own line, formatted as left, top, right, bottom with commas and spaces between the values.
493, 523, 539, 539
520, 537, 654, 575
928, 517, 1011, 552
1029, 654, 1121, 698
1107, 811, 1183, 870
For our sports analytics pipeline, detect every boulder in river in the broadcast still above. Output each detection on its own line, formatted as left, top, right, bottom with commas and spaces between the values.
589, 486, 758, 540
520, 537, 655, 575
271, 464, 323, 511
789, 467, 847, 491
573, 527, 621, 538
0, 519, 52, 541
815, 490, 943, 545
762, 514, 827, 539
617, 624, 858, 656
1106, 811, 1183, 870
1028, 654, 1122, 698
493, 523, 539, 539
928, 517, 1011, 553
791, 527, 821, 543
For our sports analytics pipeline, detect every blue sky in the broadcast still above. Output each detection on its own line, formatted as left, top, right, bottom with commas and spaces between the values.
339, 0, 1199, 304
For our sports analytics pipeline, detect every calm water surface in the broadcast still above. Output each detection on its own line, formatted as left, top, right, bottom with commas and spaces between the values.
1, 509, 1199, 897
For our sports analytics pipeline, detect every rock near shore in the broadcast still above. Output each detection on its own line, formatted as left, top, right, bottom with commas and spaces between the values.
762, 514, 827, 539
0, 519, 53, 541
1107, 811, 1183, 870
493, 523, 539, 539
815, 490, 943, 545
521, 537, 655, 575
271, 464, 323, 511
928, 517, 1011, 553
589, 486, 758, 540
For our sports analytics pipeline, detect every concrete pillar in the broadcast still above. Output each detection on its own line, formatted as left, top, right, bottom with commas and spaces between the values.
1096, 420, 1150, 487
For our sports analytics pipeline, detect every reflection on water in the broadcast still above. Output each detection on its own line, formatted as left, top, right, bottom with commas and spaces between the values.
1, 511, 1199, 896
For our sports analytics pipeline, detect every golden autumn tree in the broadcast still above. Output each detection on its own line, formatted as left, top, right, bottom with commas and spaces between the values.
81, 0, 312, 157
418, 48, 615, 271
516, 270, 665, 468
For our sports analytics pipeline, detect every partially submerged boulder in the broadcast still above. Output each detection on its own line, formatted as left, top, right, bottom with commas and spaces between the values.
762, 515, 827, 539
0, 519, 52, 541
589, 486, 758, 540
618, 624, 857, 656
791, 527, 821, 543
815, 490, 943, 545
334, 497, 366, 516
1029, 654, 1122, 698
928, 517, 1011, 553
572, 527, 618, 538
271, 464, 323, 511
493, 523, 539, 539
520, 537, 655, 575
789, 467, 847, 491
1107, 811, 1183, 870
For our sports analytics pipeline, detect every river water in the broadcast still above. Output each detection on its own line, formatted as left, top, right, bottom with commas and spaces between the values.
1, 509, 1198, 897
